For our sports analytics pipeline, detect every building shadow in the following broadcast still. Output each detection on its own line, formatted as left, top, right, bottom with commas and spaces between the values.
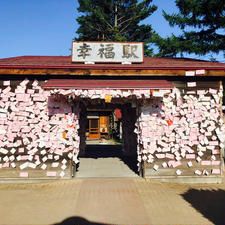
77, 144, 138, 175
181, 188, 225, 225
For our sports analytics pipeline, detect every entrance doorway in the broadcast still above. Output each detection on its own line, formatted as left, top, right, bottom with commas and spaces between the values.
76, 100, 139, 178
87, 115, 110, 140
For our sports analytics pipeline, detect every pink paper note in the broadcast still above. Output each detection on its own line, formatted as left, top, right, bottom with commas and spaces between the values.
11, 125, 21, 133
172, 161, 181, 168
165, 153, 174, 159
212, 149, 220, 155
211, 161, 220, 165
168, 160, 176, 168
187, 82, 196, 87
21, 126, 31, 133
194, 117, 203, 123
0, 101, 5, 108
20, 79, 29, 87
32, 80, 39, 87
201, 161, 211, 166
182, 140, 189, 145
46, 171, 57, 177
18, 148, 24, 153
198, 135, 205, 141
2, 86, 11, 94
196, 69, 205, 75
189, 133, 197, 142
185, 146, 195, 153
195, 170, 202, 175
27, 89, 35, 94
20, 172, 29, 178
3, 81, 10, 86
54, 149, 63, 156
16, 94, 25, 101
3, 163, 10, 168
186, 154, 195, 159
7, 143, 14, 148
21, 155, 29, 160
209, 88, 217, 94
16, 140, 22, 146
197, 90, 206, 95
212, 169, 220, 174
179, 117, 186, 124
156, 154, 165, 159
209, 141, 219, 146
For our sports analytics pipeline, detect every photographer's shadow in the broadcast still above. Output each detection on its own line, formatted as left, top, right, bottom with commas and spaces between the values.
53, 216, 110, 225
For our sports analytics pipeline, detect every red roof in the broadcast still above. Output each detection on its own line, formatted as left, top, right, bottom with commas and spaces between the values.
42, 79, 174, 89
0, 56, 224, 70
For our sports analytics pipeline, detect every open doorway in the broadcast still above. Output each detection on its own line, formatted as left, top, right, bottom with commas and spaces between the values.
86, 110, 111, 142
76, 100, 139, 178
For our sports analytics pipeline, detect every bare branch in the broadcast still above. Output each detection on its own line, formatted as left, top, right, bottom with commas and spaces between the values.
119, 20, 133, 33
118, 15, 139, 27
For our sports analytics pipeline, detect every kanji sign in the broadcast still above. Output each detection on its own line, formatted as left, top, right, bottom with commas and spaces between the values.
72, 42, 143, 63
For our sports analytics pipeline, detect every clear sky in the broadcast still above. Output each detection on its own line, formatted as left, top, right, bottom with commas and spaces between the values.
0, 0, 224, 62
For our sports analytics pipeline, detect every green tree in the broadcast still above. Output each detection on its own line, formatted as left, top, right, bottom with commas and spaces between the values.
75, 0, 157, 56
154, 0, 225, 59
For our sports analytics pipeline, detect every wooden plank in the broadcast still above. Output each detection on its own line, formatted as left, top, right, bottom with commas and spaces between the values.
144, 155, 221, 165
173, 81, 220, 89
145, 167, 221, 177
0, 68, 225, 76
0, 161, 72, 179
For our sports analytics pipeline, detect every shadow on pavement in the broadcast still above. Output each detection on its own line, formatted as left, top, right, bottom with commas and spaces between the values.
181, 188, 225, 225
78, 144, 138, 175
53, 216, 110, 225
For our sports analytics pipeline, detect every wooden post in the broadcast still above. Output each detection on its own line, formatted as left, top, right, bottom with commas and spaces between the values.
219, 81, 225, 173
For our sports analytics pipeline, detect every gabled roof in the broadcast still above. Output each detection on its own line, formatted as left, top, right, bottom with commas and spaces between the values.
0, 55, 225, 70
0, 56, 225, 77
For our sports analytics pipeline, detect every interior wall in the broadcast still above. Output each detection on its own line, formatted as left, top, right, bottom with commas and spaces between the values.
121, 103, 137, 156
78, 101, 87, 156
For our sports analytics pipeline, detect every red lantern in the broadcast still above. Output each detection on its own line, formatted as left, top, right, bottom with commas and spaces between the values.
115, 108, 122, 119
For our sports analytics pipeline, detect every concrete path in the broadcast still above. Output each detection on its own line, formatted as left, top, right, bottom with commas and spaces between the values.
76, 157, 139, 178
0, 178, 225, 225
76, 144, 139, 178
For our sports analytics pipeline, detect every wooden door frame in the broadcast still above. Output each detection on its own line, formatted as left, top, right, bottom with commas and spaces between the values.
89, 118, 100, 139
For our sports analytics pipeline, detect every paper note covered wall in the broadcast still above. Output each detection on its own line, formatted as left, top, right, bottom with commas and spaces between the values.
137, 85, 224, 177
0, 80, 80, 178
0, 79, 224, 179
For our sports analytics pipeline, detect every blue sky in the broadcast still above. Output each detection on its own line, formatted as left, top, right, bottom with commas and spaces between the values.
0, 0, 224, 62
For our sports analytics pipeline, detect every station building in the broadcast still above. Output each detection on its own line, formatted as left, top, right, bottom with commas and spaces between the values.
0, 42, 224, 182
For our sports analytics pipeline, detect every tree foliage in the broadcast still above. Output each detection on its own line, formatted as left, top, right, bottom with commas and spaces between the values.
75, 0, 157, 56
154, 0, 225, 58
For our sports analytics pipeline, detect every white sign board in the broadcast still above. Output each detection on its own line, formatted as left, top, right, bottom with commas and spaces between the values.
72, 42, 143, 63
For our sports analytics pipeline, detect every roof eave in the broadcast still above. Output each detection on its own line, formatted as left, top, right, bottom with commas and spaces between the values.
0, 66, 225, 77
0, 65, 225, 70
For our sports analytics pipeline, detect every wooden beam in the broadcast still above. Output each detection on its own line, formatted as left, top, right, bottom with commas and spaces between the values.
0, 68, 225, 76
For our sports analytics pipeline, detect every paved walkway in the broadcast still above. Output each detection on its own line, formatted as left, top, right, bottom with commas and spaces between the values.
76, 144, 138, 178
0, 178, 225, 225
